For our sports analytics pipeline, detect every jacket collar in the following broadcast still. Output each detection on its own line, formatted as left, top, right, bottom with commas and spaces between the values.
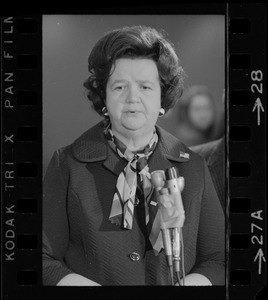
71, 121, 190, 176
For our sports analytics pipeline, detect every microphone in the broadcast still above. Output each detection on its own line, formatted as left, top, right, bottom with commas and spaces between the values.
164, 168, 185, 284
151, 167, 185, 285
150, 170, 173, 284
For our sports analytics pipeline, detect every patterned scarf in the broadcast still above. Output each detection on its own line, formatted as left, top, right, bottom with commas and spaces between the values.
105, 126, 158, 230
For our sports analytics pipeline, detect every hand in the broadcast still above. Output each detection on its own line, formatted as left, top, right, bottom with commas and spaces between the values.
57, 273, 101, 286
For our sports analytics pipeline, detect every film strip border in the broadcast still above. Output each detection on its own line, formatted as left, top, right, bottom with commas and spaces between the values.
228, 3, 266, 300
0, 4, 266, 300
1, 15, 42, 297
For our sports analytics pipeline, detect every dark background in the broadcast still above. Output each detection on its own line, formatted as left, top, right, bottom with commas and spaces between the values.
43, 15, 225, 175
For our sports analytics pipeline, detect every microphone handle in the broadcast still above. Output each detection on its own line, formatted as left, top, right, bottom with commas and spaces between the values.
161, 228, 174, 285
172, 227, 180, 273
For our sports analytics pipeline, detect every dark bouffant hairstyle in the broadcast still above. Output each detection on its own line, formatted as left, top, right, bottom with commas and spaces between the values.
84, 25, 185, 116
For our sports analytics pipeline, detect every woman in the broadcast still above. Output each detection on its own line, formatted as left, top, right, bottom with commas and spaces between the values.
43, 25, 224, 286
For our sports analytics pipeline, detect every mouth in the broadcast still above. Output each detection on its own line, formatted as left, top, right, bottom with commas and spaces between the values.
125, 110, 141, 114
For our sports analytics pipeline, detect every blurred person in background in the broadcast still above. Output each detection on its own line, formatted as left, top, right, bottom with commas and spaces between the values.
159, 85, 224, 147
175, 85, 224, 146
190, 137, 225, 211
190, 90, 225, 211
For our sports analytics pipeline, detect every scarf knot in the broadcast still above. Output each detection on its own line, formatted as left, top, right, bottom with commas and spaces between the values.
105, 126, 158, 230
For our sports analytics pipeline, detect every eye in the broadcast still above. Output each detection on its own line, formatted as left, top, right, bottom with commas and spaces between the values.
114, 85, 124, 91
142, 85, 151, 90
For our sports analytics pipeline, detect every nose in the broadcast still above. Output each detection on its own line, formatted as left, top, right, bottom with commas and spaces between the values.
126, 85, 140, 103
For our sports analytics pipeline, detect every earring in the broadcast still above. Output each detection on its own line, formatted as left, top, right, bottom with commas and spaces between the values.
102, 106, 109, 117
159, 108, 165, 116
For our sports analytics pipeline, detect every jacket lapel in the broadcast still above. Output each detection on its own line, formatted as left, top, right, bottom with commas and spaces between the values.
71, 122, 107, 162
71, 121, 128, 177
102, 145, 127, 176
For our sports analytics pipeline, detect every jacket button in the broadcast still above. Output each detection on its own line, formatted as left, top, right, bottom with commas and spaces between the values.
129, 252, 140, 262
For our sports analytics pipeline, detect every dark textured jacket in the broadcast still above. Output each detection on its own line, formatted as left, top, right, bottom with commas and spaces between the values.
43, 122, 225, 286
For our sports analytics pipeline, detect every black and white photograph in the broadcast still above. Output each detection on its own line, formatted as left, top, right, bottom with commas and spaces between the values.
42, 14, 226, 286
1, 4, 267, 300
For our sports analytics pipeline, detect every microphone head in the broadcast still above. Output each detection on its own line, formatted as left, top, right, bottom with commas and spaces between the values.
151, 170, 165, 189
165, 167, 179, 180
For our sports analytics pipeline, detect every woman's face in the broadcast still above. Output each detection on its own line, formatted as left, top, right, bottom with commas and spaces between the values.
188, 94, 215, 130
105, 58, 161, 139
